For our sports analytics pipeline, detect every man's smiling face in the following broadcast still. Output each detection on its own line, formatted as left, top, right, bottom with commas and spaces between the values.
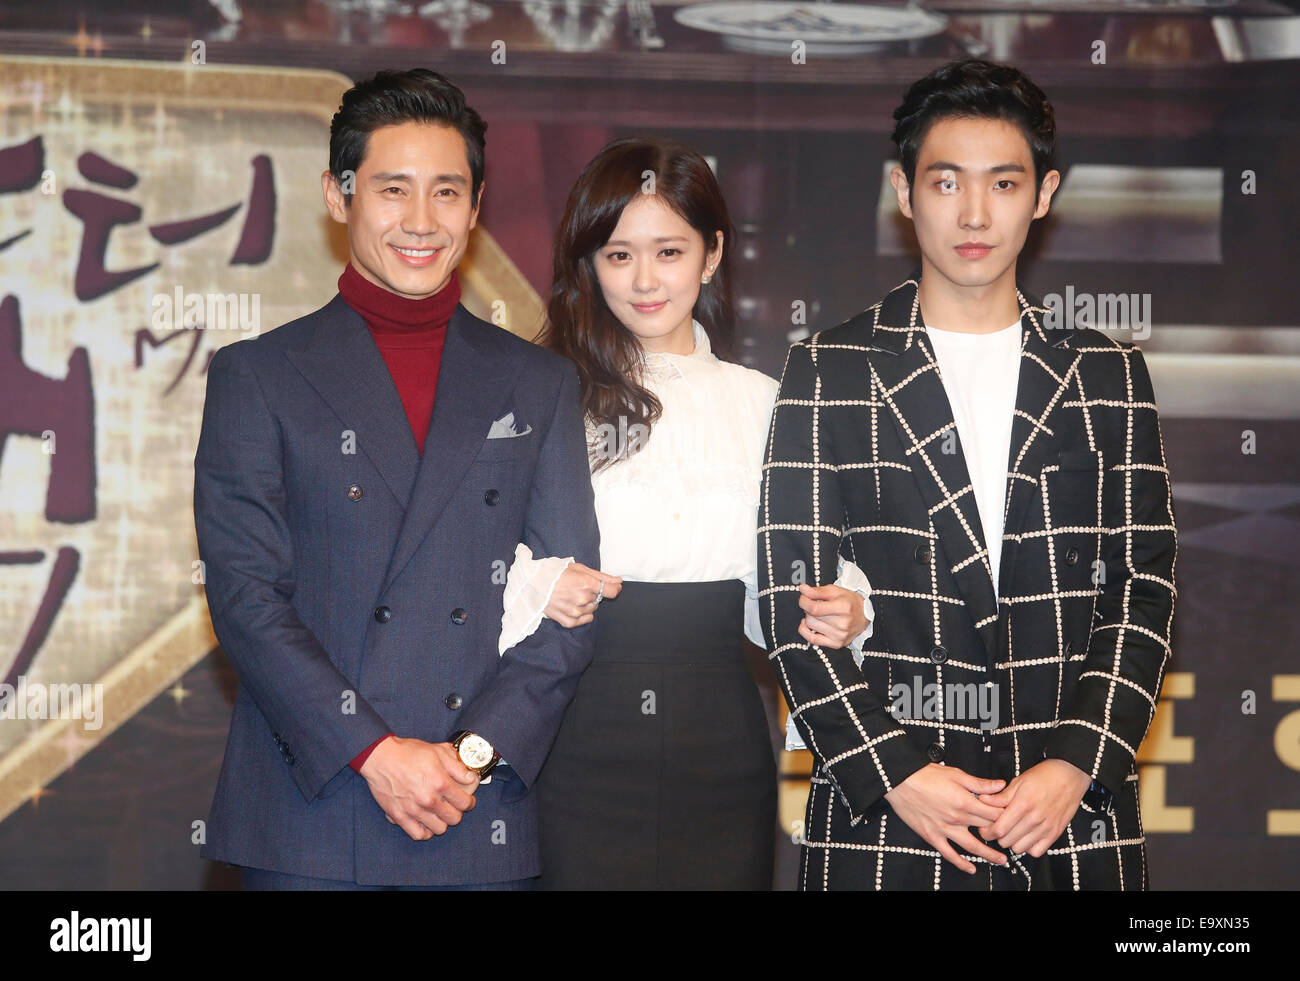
323, 121, 481, 300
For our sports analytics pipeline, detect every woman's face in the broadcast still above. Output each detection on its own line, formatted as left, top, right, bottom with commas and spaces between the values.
592, 193, 722, 355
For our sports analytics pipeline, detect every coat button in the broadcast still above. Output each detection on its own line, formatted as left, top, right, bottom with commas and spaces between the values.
347, 483, 363, 502
450, 608, 468, 625
445, 692, 463, 710
929, 645, 947, 664
927, 742, 945, 763
285, 751, 295, 765
914, 544, 932, 564
374, 605, 391, 623
1065, 547, 1080, 566
484, 488, 500, 506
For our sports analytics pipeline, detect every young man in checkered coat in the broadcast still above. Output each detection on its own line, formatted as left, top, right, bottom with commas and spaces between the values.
759, 60, 1177, 890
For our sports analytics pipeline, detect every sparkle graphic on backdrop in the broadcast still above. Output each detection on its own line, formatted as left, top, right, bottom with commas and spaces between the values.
0, 59, 335, 817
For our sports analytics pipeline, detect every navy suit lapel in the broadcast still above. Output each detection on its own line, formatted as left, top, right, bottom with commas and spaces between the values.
286, 295, 421, 508
380, 304, 521, 594
286, 296, 523, 595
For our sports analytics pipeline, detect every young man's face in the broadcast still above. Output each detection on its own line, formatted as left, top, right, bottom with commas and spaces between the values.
891, 116, 1058, 290
322, 121, 481, 300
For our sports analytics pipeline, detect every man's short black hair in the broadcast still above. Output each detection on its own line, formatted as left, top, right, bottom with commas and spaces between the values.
329, 68, 487, 206
891, 59, 1055, 197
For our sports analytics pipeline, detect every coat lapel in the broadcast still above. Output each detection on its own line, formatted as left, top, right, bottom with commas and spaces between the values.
285, 295, 421, 509
865, 271, 1077, 661
997, 288, 1080, 597
286, 296, 522, 595
380, 304, 521, 594
865, 275, 1000, 661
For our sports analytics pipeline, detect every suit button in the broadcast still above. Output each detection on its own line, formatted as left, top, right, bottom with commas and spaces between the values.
445, 692, 463, 710
930, 645, 947, 664
271, 732, 281, 742
285, 752, 295, 765
914, 544, 932, 564
374, 606, 391, 623
450, 608, 468, 625
484, 488, 500, 506
1065, 547, 1080, 566
927, 742, 945, 763
347, 483, 363, 502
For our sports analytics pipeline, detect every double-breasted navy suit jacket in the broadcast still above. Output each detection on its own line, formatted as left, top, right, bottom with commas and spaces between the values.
193, 293, 599, 885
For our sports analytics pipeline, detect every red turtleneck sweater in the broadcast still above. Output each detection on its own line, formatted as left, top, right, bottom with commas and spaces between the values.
337, 262, 462, 773
338, 261, 461, 453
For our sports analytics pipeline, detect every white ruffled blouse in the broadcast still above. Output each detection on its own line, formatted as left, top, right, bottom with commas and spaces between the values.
498, 320, 873, 750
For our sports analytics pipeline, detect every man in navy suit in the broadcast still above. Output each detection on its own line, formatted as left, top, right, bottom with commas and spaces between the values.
194, 69, 600, 888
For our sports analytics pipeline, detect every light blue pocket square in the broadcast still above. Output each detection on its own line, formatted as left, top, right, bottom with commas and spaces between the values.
487, 411, 533, 439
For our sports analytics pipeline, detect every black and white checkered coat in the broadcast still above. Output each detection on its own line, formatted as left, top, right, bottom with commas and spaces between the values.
759, 274, 1176, 890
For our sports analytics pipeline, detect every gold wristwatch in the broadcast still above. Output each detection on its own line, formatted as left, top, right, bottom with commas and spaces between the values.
450, 730, 501, 780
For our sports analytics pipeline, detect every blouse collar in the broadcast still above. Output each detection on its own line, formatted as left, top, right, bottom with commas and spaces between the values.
639, 320, 714, 383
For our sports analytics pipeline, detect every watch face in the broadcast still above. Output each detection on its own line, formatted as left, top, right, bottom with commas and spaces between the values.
459, 734, 494, 769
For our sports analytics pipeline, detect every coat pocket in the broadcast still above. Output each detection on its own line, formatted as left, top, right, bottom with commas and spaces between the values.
474, 432, 534, 463
1057, 449, 1101, 471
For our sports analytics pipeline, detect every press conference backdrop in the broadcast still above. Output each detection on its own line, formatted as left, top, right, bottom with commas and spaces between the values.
0, 2, 1296, 890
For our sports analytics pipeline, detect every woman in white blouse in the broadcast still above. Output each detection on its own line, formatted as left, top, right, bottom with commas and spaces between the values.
501, 138, 873, 890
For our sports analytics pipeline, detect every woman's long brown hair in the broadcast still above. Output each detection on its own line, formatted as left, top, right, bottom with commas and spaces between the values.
539, 137, 737, 472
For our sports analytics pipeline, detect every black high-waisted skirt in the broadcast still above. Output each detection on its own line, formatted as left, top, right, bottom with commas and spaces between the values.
535, 578, 777, 890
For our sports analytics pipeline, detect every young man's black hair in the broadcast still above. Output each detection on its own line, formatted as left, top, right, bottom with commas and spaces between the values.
328, 68, 487, 207
891, 59, 1056, 198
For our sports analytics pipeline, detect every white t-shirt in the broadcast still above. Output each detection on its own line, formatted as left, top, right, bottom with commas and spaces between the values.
924, 317, 1022, 597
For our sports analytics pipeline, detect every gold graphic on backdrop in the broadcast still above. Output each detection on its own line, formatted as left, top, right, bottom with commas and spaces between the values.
1137, 671, 1194, 833
1269, 675, 1300, 835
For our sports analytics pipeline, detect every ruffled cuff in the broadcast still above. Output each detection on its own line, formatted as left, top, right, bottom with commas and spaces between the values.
783, 558, 876, 751
499, 543, 574, 656
784, 713, 807, 752
834, 555, 875, 658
